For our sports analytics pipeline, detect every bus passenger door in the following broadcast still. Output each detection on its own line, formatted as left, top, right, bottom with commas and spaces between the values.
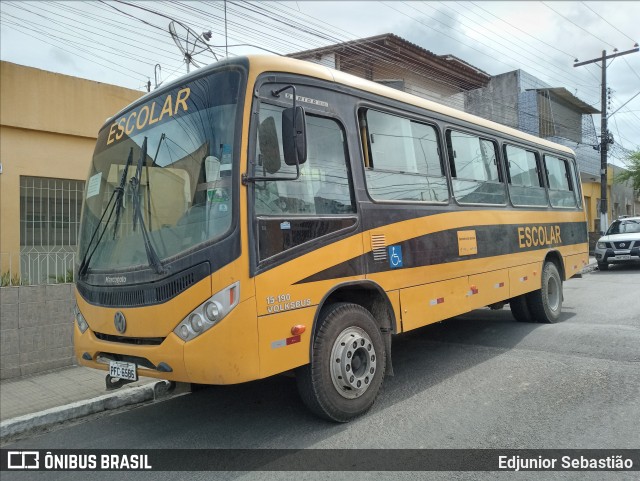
249, 91, 362, 377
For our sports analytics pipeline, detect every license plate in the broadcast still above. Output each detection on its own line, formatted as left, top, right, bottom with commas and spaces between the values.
614, 255, 631, 260
109, 361, 137, 381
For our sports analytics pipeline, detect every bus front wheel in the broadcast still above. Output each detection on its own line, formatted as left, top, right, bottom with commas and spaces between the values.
526, 262, 563, 323
296, 302, 386, 422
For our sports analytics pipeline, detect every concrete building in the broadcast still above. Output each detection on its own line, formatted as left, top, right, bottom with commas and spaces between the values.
610, 163, 639, 219
464, 69, 603, 234
289, 33, 491, 110
0, 61, 143, 286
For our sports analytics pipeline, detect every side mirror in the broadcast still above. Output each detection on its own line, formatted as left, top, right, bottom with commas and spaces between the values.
258, 117, 281, 174
282, 106, 307, 166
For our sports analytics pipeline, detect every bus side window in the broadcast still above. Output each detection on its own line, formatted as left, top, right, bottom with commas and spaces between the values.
544, 154, 577, 208
254, 103, 355, 216
504, 144, 548, 207
569, 159, 583, 208
360, 108, 448, 203
446, 130, 506, 205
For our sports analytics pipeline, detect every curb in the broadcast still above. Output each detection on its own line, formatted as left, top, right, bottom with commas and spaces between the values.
0, 381, 169, 441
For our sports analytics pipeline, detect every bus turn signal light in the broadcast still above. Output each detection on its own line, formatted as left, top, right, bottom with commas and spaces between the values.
291, 325, 306, 336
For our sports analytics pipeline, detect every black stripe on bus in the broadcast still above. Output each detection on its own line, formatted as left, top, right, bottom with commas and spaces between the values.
294, 221, 587, 284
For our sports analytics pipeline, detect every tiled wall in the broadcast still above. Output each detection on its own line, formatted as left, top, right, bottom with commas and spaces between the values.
0, 284, 75, 380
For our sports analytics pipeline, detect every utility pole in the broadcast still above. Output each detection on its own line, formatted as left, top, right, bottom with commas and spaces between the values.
574, 46, 638, 233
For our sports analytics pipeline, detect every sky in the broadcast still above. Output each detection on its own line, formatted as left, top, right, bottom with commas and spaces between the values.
1, 1, 639, 161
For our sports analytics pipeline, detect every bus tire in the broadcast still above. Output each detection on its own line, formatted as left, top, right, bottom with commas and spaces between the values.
510, 295, 534, 322
296, 302, 386, 422
526, 262, 563, 323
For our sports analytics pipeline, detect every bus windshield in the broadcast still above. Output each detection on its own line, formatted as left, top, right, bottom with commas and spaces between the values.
78, 69, 242, 273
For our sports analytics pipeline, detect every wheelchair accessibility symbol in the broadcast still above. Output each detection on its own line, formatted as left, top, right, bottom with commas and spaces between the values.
388, 245, 403, 269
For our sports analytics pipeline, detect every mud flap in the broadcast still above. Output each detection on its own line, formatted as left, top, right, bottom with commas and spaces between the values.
381, 327, 394, 377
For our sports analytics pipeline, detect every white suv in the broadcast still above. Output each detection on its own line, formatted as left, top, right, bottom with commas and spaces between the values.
594, 216, 640, 270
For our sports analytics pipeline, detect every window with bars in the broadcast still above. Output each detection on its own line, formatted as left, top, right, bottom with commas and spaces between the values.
20, 176, 85, 247
19, 176, 85, 284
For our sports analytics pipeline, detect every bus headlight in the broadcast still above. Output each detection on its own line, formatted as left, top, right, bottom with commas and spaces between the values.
204, 301, 221, 322
174, 282, 240, 342
189, 313, 204, 332
74, 303, 89, 333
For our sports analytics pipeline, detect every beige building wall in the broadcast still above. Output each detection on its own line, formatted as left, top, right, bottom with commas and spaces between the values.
581, 180, 609, 233
581, 164, 639, 246
0, 61, 143, 279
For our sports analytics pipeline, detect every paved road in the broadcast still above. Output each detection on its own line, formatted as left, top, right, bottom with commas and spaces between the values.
4, 264, 640, 480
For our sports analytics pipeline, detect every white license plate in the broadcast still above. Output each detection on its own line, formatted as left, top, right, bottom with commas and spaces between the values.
614, 255, 631, 260
109, 361, 137, 381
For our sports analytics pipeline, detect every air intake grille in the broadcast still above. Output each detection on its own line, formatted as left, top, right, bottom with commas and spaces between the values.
613, 241, 632, 249
77, 262, 210, 307
94, 332, 164, 346
371, 234, 387, 262
156, 272, 195, 302
98, 289, 145, 307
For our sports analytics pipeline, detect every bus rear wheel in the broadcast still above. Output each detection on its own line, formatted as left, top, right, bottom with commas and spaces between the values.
296, 302, 386, 422
510, 295, 534, 322
526, 261, 563, 323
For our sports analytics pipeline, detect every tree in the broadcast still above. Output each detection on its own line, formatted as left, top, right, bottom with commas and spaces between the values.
614, 150, 640, 192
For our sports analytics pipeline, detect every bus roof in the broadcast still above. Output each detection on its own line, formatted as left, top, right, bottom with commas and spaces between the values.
246, 55, 575, 156
105, 54, 574, 157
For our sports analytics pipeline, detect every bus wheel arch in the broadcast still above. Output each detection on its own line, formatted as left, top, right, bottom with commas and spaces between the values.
309, 281, 397, 358
527, 252, 565, 323
543, 250, 566, 280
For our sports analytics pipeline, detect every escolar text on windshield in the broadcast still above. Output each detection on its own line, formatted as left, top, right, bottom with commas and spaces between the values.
106, 87, 191, 145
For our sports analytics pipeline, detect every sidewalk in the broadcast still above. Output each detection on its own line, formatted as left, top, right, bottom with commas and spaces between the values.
585, 255, 598, 272
0, 365, 155, 422
1, 257, 598, 441
0, 365, 169, 441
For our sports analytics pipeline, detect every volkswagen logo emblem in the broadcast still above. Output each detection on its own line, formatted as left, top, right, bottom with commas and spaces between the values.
114, 311, 126, 334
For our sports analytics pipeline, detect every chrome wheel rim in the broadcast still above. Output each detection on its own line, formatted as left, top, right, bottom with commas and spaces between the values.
330, 326, 377, 399
547, 274, 560, 312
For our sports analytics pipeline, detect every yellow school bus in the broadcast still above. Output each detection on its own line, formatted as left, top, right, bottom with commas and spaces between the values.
74, 55, 588, 421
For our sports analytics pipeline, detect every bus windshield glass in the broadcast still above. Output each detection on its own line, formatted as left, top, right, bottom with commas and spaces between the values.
78, 69, 242, 273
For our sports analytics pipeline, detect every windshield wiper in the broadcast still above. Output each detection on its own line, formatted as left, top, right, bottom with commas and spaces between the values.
145, 132, 165, 232
112, 148, 133, 239
130, 137, 164, 274
78, 148, 133, 279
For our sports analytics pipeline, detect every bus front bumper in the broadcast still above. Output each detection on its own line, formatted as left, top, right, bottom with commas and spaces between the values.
74, 298, 261, 385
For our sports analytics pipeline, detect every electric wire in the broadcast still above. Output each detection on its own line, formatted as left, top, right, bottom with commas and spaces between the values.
580, 2, 638, 46
422, 1, 600, 91
1, 1, 635, 149
0, 21, 145, 82
541, 1, 617, 50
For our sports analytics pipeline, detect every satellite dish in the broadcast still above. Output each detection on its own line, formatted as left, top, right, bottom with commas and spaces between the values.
169, 20, 217, 73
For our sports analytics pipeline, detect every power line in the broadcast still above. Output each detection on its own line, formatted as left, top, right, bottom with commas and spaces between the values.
623, 57, 640, 82
430, 1, 599, 91
467, 1, 576, 61
580, 2, 638, 46
0, 0, 630, 149
0, 21, 146, 83
2, 7, 163, 67
541, 2, 617, 50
